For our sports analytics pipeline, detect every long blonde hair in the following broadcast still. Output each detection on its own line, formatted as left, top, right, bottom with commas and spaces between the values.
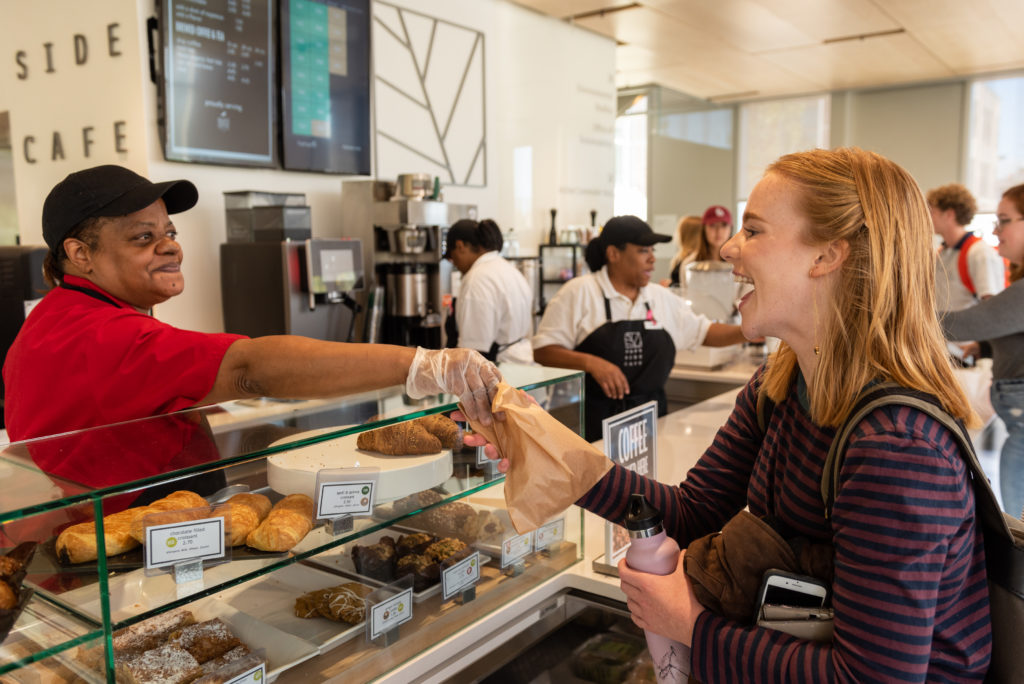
669, 215, 703, 270
760, 147, 974, 426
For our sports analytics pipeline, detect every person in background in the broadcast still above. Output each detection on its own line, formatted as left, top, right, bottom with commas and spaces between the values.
663, 215, 702, 287
928, 182, 1006, 362
942, 183, 1024, 518
695, 204, 733, 263
2, 165, 502, 488
443, 218, 534, 365
532, 215, 747, 441
481, 148, 989, 680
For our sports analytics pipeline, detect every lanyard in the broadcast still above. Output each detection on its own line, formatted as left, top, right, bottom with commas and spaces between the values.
60, 281, 122, 308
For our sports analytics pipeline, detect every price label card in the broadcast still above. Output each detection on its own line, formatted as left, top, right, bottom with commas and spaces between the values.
224, 662, 265, 684
535, 518, 565, 551
145, 517, 225, 569
441, 551, 481, 601
369, 587, 413, 640
314, 467, 379, 520
475, 445, 489, 467
500, 532, 533, 568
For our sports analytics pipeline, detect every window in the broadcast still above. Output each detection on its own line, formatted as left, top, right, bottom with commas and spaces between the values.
737, 95, 830, 201
614, 93, 648, 220
966, 74, 1024, 246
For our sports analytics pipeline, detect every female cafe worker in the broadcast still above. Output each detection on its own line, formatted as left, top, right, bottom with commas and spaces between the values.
2, 165, 502, 484
444, 218, 534, 365
532, 215, 747, 441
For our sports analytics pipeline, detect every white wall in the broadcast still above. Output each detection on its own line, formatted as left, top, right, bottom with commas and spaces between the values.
0, 0, 615, 333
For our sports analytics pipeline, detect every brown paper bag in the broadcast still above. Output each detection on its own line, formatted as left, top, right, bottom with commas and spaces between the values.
466, 382, 612, 533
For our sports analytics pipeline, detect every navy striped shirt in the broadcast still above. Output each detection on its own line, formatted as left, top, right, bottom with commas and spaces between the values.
579, 372, 991, 682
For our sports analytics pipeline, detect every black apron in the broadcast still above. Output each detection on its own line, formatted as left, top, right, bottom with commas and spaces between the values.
575, 297, 676, 441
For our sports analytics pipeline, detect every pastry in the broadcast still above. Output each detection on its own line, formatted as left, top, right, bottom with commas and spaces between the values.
392, 489, 444, 516
0, 580, 16, 610
476, 509, 505, 540
198, 644, 251, 675
396, 553, 440, 592
221, 493, 271, 546
56, 505, 141, 564
418, 413, 463, 449
111, 607, 197, 657
351, 535, 397, 582
115, 642, 202, 684
396, 532, 435, 556
294, 589, 329, 619
316, 582, 374, 624
192, 652, 262, 684
245, 494, 313, 552
357, 419, 442, 455
128, 491, 212, 543
169, 618, 241, 663
414, 501, 480, 542
424, 537, 468, 563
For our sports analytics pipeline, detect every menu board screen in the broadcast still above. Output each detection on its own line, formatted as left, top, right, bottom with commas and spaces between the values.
160, 0, 277, 167
280, 0, 371, 175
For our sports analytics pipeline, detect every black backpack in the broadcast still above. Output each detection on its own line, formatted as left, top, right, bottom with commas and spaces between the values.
757, 382, 1024, 683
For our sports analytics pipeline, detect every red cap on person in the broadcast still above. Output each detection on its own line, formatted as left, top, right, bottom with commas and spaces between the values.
702, 205, 732, 226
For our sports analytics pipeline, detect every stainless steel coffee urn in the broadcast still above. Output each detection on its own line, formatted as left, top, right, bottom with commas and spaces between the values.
340, 179, 476, 347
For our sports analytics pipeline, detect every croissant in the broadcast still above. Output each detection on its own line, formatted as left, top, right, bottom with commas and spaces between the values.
245, 494, 313, 552
128, 491, 212, 543
356, 414, 461, 455
56, 506, 142, 564
221, 493, 272, 546
418, 414, 463, 449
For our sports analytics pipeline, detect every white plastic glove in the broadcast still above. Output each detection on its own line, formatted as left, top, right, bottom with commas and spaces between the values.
405, 347, 502, 425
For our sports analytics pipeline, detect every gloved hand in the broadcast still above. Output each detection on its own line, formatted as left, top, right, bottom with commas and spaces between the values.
405, 347, 502, 426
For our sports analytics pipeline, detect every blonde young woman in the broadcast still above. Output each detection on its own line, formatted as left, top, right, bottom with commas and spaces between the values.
476, 148, 991, 681
664, 215, 703, 287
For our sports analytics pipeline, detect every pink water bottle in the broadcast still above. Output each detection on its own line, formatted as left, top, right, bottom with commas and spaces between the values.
624, 493, 690, 683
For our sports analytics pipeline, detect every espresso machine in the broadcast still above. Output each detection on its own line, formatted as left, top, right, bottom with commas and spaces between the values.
339, 179, 476, 347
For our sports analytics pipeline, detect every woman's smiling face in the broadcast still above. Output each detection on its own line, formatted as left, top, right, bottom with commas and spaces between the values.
721, 172, 823, 351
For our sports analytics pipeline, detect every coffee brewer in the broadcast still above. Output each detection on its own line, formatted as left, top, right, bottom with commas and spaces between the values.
340, 180, 476, 347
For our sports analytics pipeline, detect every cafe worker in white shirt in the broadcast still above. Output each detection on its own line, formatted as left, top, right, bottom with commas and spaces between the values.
444, 218, 535, 365
532, 215, 748, 441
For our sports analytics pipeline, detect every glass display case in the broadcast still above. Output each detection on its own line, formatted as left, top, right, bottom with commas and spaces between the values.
0, 364, 584, 683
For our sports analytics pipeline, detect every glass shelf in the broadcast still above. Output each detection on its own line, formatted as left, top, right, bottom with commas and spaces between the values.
0, 364, 585, 682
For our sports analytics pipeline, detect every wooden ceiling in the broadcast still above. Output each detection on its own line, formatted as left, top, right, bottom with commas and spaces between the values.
510, 0, 1024, 102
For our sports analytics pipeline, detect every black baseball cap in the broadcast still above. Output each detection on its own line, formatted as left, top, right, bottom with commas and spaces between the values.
42, 165, 198, 251
599, 215, 671, 247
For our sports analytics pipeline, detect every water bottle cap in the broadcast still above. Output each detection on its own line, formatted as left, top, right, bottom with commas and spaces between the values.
624, 493, 663, 531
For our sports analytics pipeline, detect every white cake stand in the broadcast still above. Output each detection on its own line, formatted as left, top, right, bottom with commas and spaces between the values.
266, 427, 453, 503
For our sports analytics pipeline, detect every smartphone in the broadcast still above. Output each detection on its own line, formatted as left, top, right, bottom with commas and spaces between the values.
757, 569, 828, 609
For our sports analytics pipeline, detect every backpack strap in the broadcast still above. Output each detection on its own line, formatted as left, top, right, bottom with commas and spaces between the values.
821, 382, 1013, 543
957, 234, 981, 296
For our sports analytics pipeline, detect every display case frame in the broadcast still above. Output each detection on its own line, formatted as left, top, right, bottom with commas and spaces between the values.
0, 364, 584, 683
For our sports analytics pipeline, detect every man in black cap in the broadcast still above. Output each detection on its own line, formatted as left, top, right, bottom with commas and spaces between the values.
532, 215, 747, 440
3, 165, 501, 486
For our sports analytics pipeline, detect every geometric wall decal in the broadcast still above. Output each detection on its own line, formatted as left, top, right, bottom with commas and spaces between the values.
373, 1, 487, 186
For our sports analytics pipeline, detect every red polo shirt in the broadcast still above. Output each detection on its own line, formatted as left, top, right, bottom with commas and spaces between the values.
3, 275, 245, 486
